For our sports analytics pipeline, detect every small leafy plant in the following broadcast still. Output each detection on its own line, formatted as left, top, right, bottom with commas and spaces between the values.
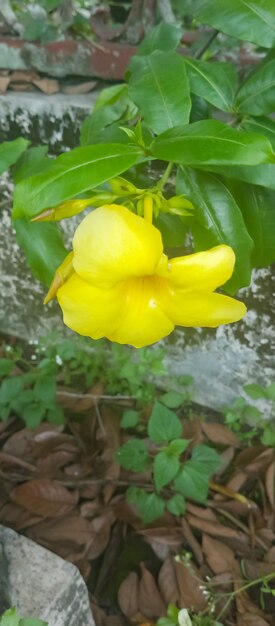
0, 607, 47, 626
116, 397, 221, 522
222, 382, 275, 446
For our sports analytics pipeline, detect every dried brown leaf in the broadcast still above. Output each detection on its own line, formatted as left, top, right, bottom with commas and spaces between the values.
0, 77, 11, 93
84, 515, 111, 560
33, 79, 59, 94
62, 81, 97, 94
10, 479, 78, 517
187, 513, 244, 539
237, 615, 270, 626
158, 557, 179, 605
202, 534, 235, 574
175, 560, 207, 611
201, 422, 240, 446
265, 461, 275, 507
264, 546, 275, 563
118, 571, 139, 617
138, 563, 166, 619
28, 515, 92, 546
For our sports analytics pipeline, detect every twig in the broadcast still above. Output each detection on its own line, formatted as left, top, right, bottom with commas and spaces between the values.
195, 29, 219, 59
56, 390, 135, 403
156, 0, 176, 23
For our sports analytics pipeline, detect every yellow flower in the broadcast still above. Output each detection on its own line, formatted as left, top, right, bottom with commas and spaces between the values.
49, 203, 246, 348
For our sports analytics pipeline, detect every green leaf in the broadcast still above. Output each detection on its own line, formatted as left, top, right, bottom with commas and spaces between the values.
127, 487, 165, 523
14, 218, 67, 286
192, 0, 275, 48
0, 359, 14, 376
120, 409, 140, 428
160, 391, 185, 409
34, 376, 56, 403
128, 50, 191, 134
226, 179, 275, 267
13, 146, 50, 183
192, 445, 222, 473
153, 450, 180, 491
154, 213, 187, 247
0, 608, 20, 626
46, 405, 64, 424
173, 462, 210, 503
266, 383, 275, 400
20, 402, 46, 428
151, 120, 275, 166
235, 54, 275, 116
13, 144, 144, 218
80, 85, 137, 146
148, 402, 182, 444
138, 22, 182, 55
166, 493, 186, 516
261, 424, 275, 446
167, 439, 190, 456
173, 444, 221, 504
0, 377, 24, 404
0, 138, 29, 175
183, 57, 238, 112
241, 116, 275, 150
243, 405, 262, 421
177, 167, 253, 293
116, 439, 150, 472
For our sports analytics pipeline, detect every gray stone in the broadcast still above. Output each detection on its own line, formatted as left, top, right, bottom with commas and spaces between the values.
0, 525, 95, 626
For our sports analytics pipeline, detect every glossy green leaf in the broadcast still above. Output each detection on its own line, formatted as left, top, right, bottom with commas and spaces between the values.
177, 167, 254, 293
235, 54, 275, 115
241, 116, 275, 149
0, 608, 20, 626
204, 162, 275, 191
183, 57, 238, 112
13, 144, 144, 218
138, 22, 182, 55
153, 450, 180, 491
192, 0, 275, 48
226, 179, 275, 266
14, 218, 67, 286
13, 146, 50, 183
154, 213, 187, 247
148, 402, 182, 444
151, 120, 275, 166
120, 409, 140, 429
0, 138, 30, 175
128, 50, 191, 134
80, 85, 137, 146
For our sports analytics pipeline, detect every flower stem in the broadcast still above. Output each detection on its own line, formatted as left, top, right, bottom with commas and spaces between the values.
143, 195, 153, 223
157, 161, 174, 190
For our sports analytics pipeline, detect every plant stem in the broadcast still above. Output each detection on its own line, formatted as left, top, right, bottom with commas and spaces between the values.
195, 28, 219, 59
157, 162, 174, 190
143, 195, 153, 223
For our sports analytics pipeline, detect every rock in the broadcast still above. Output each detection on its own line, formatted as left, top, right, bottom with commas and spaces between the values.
0, 525, 95, 626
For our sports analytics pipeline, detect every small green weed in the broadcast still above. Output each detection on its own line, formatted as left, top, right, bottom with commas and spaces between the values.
0, 607, 47, 626
116, 397, 221, 523
0, 333, 190, 428
222, 382, 275, 446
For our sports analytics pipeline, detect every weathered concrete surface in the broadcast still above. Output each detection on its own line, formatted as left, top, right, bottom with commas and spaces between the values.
0, 525, 95, 626
0, 37, 136, 79
0, 91, 97, 149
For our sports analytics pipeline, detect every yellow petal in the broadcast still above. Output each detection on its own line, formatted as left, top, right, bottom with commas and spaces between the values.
73, 204, 163, 288
108, 276, 174, 348
57, 273, 123, 339
157, 245, 235, 291
158, 284, 246, 328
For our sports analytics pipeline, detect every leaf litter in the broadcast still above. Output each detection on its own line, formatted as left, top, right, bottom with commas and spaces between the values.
0, 366, 274, 625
